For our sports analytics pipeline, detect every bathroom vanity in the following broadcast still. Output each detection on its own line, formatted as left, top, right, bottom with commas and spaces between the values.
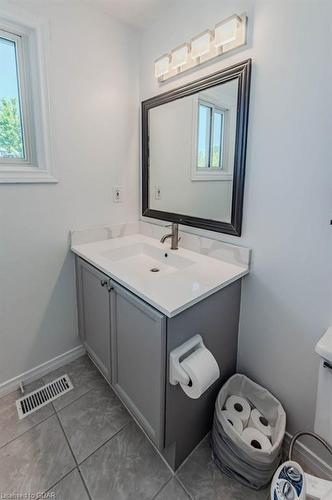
72, 233, 248, 469
72, 59, 252, 469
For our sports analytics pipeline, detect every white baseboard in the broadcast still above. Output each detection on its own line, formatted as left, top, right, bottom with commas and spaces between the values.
284, 431, 332, 480
0, 344, 86, 398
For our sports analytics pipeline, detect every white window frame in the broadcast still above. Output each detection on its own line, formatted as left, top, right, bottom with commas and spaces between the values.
0, 11, 56, 183
191, 94, 233, 182
0, 29, 32, 166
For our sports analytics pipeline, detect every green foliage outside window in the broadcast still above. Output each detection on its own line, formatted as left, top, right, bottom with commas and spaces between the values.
0, 97, 24, 158
198, 146, 221, 169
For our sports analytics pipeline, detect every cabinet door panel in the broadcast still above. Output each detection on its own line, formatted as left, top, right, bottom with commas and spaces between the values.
78, 259, 111, 381
111, 283, 166, 448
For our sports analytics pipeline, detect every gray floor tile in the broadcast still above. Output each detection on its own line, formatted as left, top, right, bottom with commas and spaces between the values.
177, 436, 269, 500
0, 415, 75, 495
0, 379, 54, 449
49, 469, 90, 500
154, 478, 190, 500
59, 379, 131, 462
42, 355, 103, 411
80, 421, 172, 500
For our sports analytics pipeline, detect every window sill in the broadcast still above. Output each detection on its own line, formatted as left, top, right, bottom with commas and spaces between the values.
0, 169, 58, 184
191, 172, 233, 182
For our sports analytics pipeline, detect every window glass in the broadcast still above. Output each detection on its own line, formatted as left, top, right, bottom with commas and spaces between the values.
197, 101, 224, 170
197, 104, 211, 168
211, 111, 223, 168
0, 35, 24, 159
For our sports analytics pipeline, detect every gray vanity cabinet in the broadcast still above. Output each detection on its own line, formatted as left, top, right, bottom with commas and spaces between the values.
76, 257, 166, 447
75, 256, 241, 469
76, 258, 112, 382
110, 282, 166, 447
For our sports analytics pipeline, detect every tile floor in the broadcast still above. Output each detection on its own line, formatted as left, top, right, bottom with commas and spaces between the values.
0, 355, 270, 499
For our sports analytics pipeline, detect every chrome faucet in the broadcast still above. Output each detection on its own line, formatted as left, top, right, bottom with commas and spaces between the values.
160, 223, 180, 250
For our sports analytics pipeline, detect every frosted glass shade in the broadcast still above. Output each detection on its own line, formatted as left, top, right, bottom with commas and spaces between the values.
153, 14, 246, 81
171, 44, 189, 69
215, 16, 240, 47
191, 30, 211, 59
154, 55, 170, 78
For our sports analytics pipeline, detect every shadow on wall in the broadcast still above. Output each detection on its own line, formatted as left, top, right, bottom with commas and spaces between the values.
238, 272, 323, 432
13, 249, 80, 382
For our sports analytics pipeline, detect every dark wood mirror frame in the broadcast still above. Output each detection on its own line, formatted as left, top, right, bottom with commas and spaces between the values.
142, 59, 251, 236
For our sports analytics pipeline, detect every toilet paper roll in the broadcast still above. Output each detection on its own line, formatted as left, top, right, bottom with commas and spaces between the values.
180, 346, 220, 399
221, 410, 243, 434
242, 427, 272, 452
249, 409, 272, 438
225, 395, 251, 426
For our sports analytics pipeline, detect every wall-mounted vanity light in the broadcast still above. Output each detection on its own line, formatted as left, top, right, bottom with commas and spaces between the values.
154, 13, 247, 82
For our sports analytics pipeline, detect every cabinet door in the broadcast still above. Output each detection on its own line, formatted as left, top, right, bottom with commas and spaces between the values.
111, 283, 166, 448
76, 258, 111, 382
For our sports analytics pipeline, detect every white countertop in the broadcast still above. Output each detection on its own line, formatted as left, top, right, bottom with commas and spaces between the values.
71, 234, 248, 317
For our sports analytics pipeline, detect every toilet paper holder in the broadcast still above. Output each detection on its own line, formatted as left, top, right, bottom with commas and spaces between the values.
323, 360, 332, 371
169, 334, 204, 386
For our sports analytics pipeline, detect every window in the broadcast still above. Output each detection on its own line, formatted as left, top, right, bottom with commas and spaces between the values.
0, 30, 26, 162
197, 101, 224, 170
0, 14, 56, 183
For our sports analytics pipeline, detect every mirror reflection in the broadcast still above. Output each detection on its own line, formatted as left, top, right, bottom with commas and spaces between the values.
149, 79, 238, 222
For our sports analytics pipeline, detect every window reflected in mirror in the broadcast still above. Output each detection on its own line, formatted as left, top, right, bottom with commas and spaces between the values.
197, 101, 224, 170
148, 78, 238, 222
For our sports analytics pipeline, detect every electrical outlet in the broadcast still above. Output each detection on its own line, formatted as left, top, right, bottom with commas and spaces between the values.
113, 186, 122, 202
155, 185, 161, 200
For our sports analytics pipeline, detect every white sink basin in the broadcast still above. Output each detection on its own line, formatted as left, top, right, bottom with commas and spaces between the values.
71, 234, 248, 317
101, 243, 194, 277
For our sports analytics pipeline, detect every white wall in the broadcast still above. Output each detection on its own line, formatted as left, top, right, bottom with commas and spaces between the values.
0, 1, 139, 384
1, 0, 332, 462
140, 0, 332, 450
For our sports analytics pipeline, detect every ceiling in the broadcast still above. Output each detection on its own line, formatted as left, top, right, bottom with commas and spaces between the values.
83, 0, 178, 29
8, 0, 178, 30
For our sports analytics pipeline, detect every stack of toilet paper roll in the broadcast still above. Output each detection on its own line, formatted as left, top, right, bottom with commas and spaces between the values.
211, 374, 286, 490
221, 395, 273, 452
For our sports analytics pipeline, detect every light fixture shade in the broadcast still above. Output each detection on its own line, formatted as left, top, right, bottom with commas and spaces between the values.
215, 15, 241, 47
153, 14, 246, 81
171, 43, 189, 69
191, 30, 211, 59
154, 54, 170, 78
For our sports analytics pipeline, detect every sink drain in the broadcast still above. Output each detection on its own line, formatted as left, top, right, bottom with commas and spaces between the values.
150, 268, 160, 272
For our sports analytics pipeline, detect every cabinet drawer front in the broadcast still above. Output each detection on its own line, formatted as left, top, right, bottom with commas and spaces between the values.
111, 283, 166, 448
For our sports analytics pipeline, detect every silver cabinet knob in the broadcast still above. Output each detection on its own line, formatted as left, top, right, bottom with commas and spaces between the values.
101, 279, 113, 292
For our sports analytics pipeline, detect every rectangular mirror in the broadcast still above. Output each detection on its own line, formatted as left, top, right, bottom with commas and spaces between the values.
142, 59, 251, 236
